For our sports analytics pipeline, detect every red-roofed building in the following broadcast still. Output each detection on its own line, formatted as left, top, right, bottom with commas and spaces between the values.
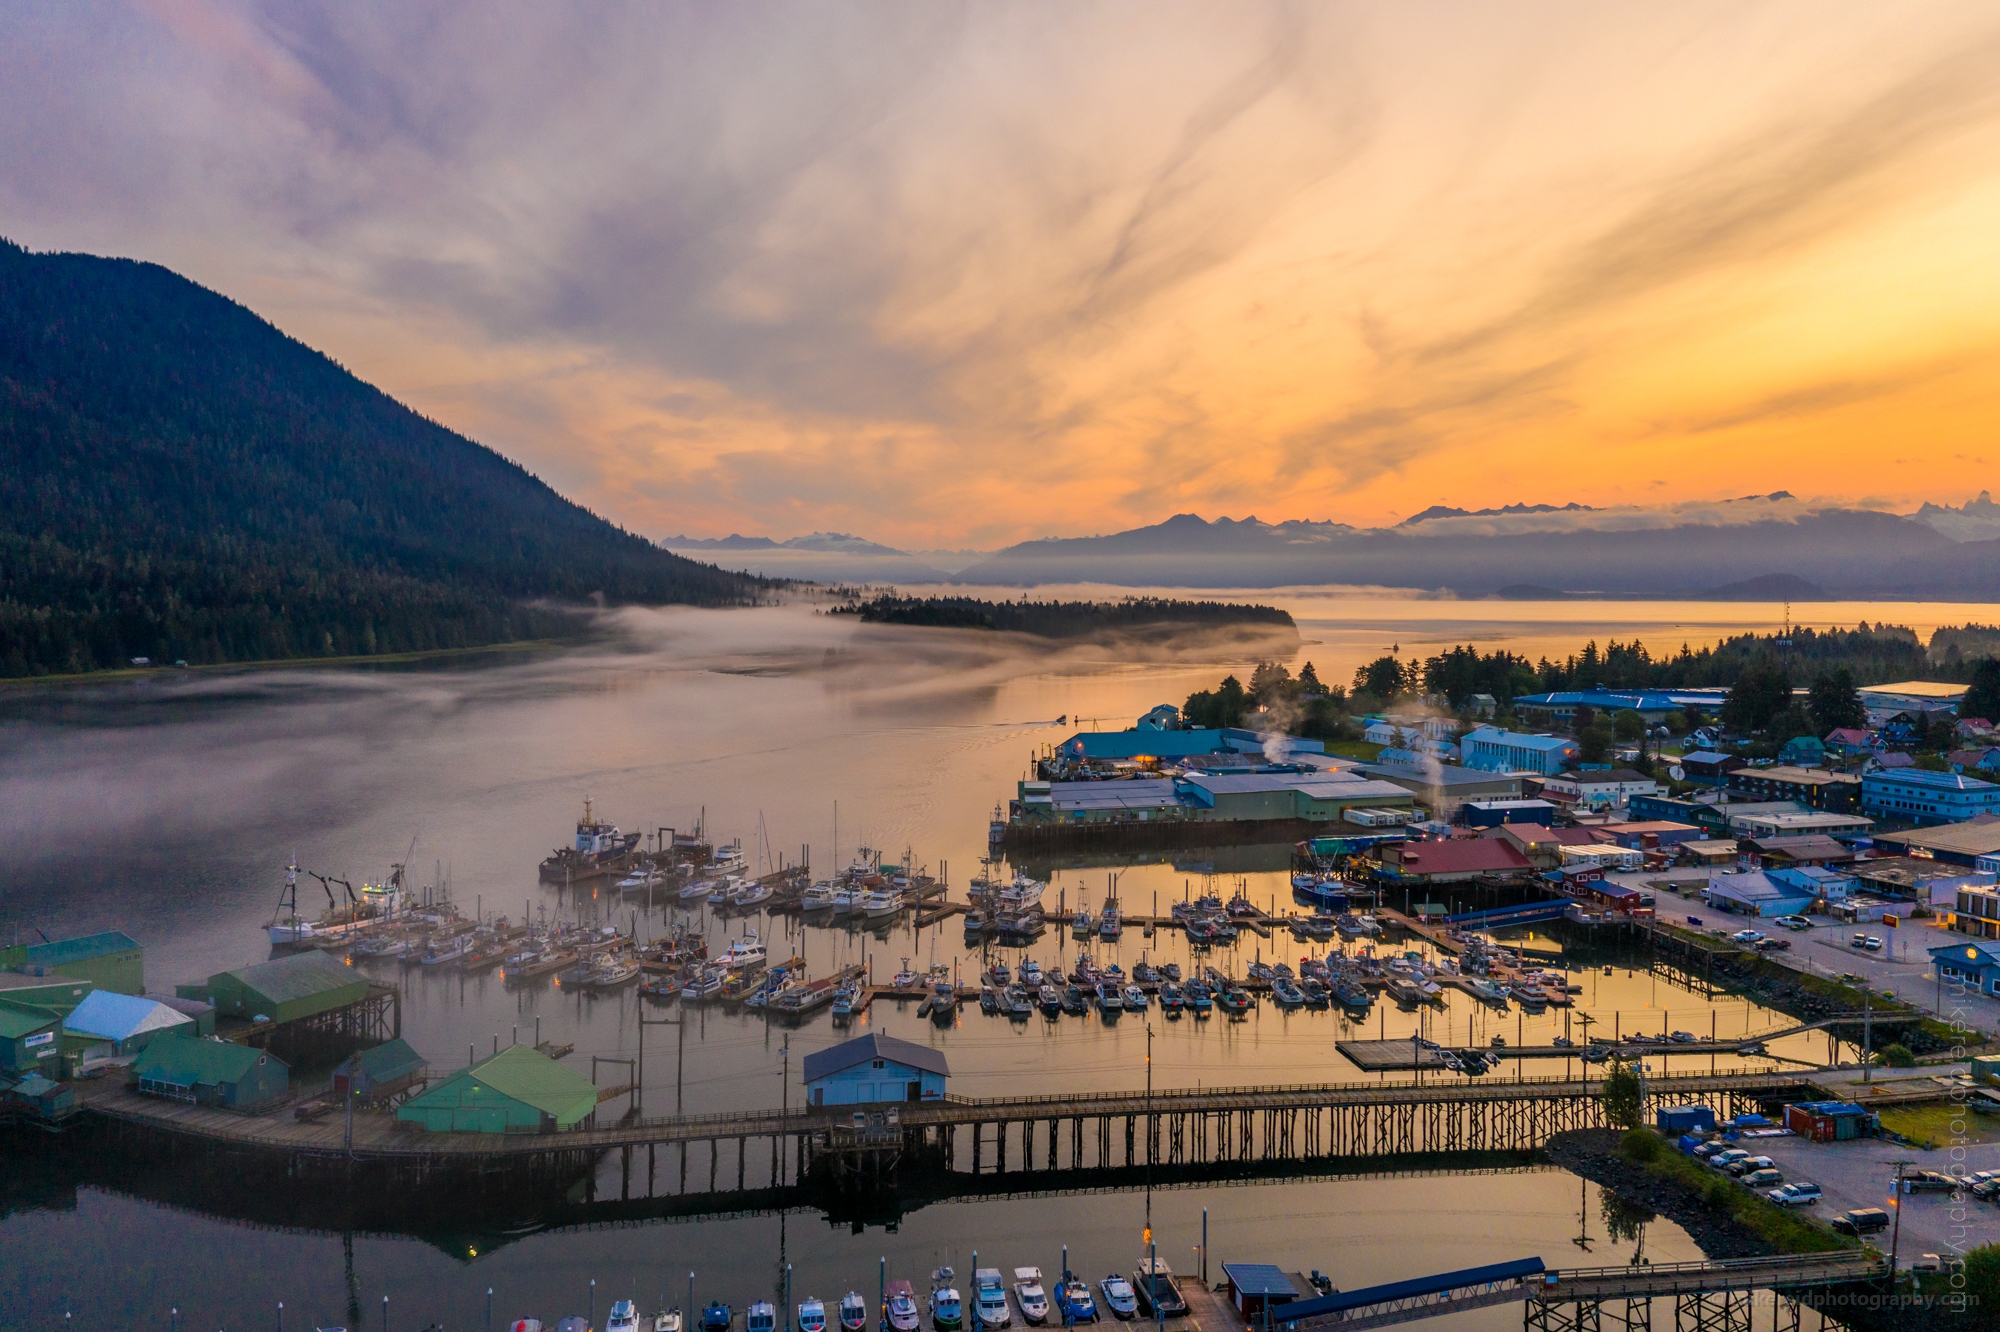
1373, 838, 1533, 883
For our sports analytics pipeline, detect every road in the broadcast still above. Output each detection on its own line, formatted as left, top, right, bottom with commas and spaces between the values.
1732, 1133, 2000, 1269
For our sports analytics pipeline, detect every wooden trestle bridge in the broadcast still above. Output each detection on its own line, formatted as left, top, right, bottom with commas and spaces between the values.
82, 1069, 1813, 1200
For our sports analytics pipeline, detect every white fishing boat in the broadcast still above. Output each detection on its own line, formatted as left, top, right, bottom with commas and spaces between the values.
973, 1270, 1010, 1329
616, 867, 660, 895
721, 932, 767, 970
802, 881, 840, 912
747, 1302, 777, 1332
830, 886, 864, 917
838, 1293, 868, 1332
678, 878, 716, 903
608, 1301, 641, 1332
266, 862, 319, 946
731, 879, 774, 908
655, 1311, 684, 1332
1012, 1270, 1047, 1326
930, 1270, 962, 1332
860, 887, 904, 919
798, 1299, 827, 1332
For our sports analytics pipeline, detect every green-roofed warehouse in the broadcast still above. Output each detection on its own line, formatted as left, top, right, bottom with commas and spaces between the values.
0, 999, 64, 1076
133, 1034, 290, 1110
185, 952, 368, 1025
1, 931, 144, 995
397, 1044, 599, 1133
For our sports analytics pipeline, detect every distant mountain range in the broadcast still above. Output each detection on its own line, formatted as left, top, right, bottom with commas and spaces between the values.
675, 493, 2000, 597
0, 239, 762, 676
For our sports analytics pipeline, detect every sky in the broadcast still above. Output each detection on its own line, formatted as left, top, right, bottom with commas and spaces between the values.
5, 2, 2000, 550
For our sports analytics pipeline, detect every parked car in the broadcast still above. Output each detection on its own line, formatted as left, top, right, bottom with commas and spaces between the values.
1741, 1168, 1784, 1189
1710, 1149, 1752, 1172
1768, 1182, 1821, 1207
1732, 929, 1766, 944
1906, 1170, 1959, 1193
1972, 1178, 2000, 1202
1775, 915, 1813, 931
1727, 1155, 1775, 1177
1831, 1208, 1891, 1236
1850, 932, 1869, 948
1864, 936, 1884, 951
1756, 938, 1792, 951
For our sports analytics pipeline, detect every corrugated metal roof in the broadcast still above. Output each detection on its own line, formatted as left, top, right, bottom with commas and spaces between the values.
24, 931, 139, 966
803, 1032, 950, 1082
1050, 780, 1179, 812
220, 951, 364, 1004
1278, 1258, 1545, 1320
63, 991, 191, 1042
350, 1037, 426, 1082
1221, 1265, 1300, 1298
133, 1034, 281, 1084
437, 1044, 599, 1121
0, 1002, 59, 1039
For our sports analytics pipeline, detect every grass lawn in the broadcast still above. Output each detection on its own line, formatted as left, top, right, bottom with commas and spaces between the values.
1323, 740, 1385, 761
1878, 1100, 2000, 1147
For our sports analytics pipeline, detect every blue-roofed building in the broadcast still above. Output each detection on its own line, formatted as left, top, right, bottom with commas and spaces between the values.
1511, 688, 1730, 726
1221, 1265, 1304, 1319
1931, 938, 2000, 997
1702, 871, 1815, 919
1459, 726, 1579, 776
1049, 727, 1325, 764
802, 1033, 948, 1107
1862, 767, 2000, 825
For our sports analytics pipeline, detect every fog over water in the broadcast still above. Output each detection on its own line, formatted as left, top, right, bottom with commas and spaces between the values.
2, 593, 1966, 1331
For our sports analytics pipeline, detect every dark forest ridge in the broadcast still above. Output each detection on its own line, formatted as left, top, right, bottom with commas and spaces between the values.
838, 594, 1295, 640
0, 239, 764, 676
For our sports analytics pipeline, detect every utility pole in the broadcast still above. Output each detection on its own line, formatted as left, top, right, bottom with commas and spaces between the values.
1863, 989, 1873, 1084
1885, 1160, 1914, 1278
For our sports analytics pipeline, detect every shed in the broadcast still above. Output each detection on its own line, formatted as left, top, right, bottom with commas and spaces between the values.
1221, 1265, 1303, 1319
803, 1032, 949, 1107
133, 1034, 289, 1110
397, 1044, 598, 1133
192, 951, 368, 1025
333, 1037, 428, 1105
62, 990, 193, 1058
1656, 1105, 1717, 1135
1971, 1055, 2000, 1087
0, 1000, 64, 1075
1783, 1101, 1876, 1143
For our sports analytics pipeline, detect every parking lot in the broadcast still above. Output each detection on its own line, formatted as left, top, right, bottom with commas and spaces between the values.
1716, 1133, 2000, 1267
1633, 875, 2000, 1037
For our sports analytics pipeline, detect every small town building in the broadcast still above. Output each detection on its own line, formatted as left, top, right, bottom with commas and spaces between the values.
1952, 885, 2000, 939
1930, 939, 2000, 997
1220, 1265, 1304, 1320
132, 1034, 289, 1110
0, 1000, 63, 1075
1726, 766, 1861, 813
1678, 752, 1747, 786
1536, 769, 1662, 812
1048, 728, 1325, 767
333, 1037, 429, 1106
1373, 839, 1533, 883
1458, 727, 1578, 776
1357, 762, 1521, 820
1461, 799, 1556, 829
1778, 736, 1827, 767
1596, 820, 1706, 852
1509, 689, 1730, 727
1861, 768, 2000, 825
397, 1044, 599, 1133
1848, 856, 1994, 908
62, 990, 193, 1060
803, 1032, 949, 1107
1702, 872, 1815, 919
1870, 817, 2000, 867
0, 973, 95, 1015
0, 930, 144, 995
1727, 807, 1873, 840
1676, 839, 1739, 868
182, 951, 369, 1025
1739, 835, 1855, 869
1823, 728, 1876, 756
1766, 865, 1852, 904
1857, 681, 1966, 726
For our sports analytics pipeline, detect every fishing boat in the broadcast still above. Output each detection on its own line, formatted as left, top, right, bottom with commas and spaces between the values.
1095, 980, 1123, 1017
1060, 984, 1088, 1015
830, 885, 864, 917
1383, 976, 1428, 1005
973, 1270, 1010, 1329
1007, 985, 1034, 1018
838, 1293, 868, 1332
747, 1302, 777, 1332
1098, 906, 1121, 941
886, 1282, 922, 1332
1468, 978, 1510, 1005
1039, 983, 1062, 1016
1158, 982, 1184, 1014
609, 1301, 641, 1332
801, 882, 840, 913
539, 796, 644, 882
420, 938, 473, 967
1071, 910, 1093, 938
266, 862, 320, 946
720, 932, 768, 971
1020, 958, 1042, 986
930, 981, 958, 1018
616, 867, 661, 895
861, 887, 904, 919
1121, 984, 1148, 1012
1334, 980, 1372, 1009
1218, 985, 1251, 1016
682, 968, 728, 1002
1271, 977, 1306, 1009
1013, 1270, 1048, 1326
830, 985, 858, 1018
512, 1321, 544, 1332
579, 957, 642, 991
1097, 1276, 1137, 1321
980, 987, 1001, 1016
656, 1311, 684, 1332
1054, 1275, 1097, 1325
1292, 880, 1348, 911
930, 1269, 963, 1332
1187, 981, 1214, 1016
679, 878, 717, 903
702, 1304, 733, 1332
731, 879, 774, 909
1300, 978, 1330, 1009
987, 961, 1012, 987
798, 1298, 827, 1332
641, 971, 685, 999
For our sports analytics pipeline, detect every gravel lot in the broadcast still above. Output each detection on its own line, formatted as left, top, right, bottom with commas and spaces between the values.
1713, 1133, 2000, 1268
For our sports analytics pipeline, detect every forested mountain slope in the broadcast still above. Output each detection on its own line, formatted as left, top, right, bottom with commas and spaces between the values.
0, 239, 760, 675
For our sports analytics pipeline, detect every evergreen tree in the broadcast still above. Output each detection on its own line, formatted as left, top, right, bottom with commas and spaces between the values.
1807, 668, 1866, 732
1964, 658, 2000, 725
1721, 656, 1791, 733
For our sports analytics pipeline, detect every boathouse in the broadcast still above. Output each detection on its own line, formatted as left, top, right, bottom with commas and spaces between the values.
182, 951, 368, 1025
132, 1034, 290, 1110
396, 1044, 599, 1133
803, 1033, 947, 1107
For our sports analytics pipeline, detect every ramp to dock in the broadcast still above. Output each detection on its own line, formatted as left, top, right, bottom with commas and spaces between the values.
1443, 901, 1569, 929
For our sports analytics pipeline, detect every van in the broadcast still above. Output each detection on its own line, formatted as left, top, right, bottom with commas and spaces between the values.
1831, 1208, 1891, 1235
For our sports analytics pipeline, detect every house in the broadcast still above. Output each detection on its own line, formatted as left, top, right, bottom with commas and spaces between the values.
1857, 681, 1967, 726
802, 1032, 948, 1107
1930, 939, 2000, 998
1537, 769, 1662, 812
1725, 766, 1861, 813
1466, 693, 1497, 718
0, 930, 144, 995
1703, 872, 1816, 919
1678, 752, 1746, 786
1778, 735, 1827, 767
1738, 835, 1855, 869
180, 951, 368, 1026
397, 1044, 599, 1133
1823, 728, 1876, 757
1871, 817, 2000, 867
1135, 704, 1181, 731
1861, 768, 2000, 825
1220, 1265, 1304, 1320
1458, 727, 1578, 776
0, 1000, 63, 1076
61, 990, 193, 1060
1373, 838, 1533, 883
132, 1034, 289, 1110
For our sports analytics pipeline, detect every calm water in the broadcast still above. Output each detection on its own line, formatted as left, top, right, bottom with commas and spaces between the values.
5, 593, 1967, 1330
